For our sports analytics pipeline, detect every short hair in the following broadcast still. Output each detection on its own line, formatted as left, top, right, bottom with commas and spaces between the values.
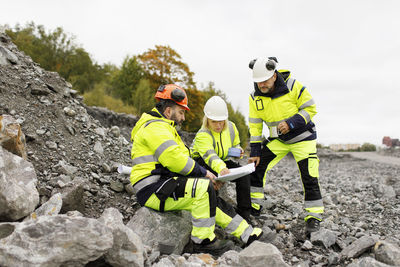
156, 99, 178, 114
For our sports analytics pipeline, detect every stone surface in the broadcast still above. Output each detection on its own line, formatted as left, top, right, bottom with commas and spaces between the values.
374, 241, 400, 266
24, 193, 62, 221
239, 241, 290, 267
98, 208, 145, 267
0, 215, 113, 267
0, 146, 39, 221
341, 235, 379, 259
126, 207, 192, 255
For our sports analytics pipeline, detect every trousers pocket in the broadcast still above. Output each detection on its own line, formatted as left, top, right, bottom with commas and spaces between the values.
308, 157, 319, 178
155, 178, 177, 201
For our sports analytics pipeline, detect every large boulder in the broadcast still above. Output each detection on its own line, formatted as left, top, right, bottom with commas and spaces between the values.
0, 215, 113, 267
0, 146, 39, 221
126, 207, 192, 255
239, 241, 290, 267
98, 208, 145, 267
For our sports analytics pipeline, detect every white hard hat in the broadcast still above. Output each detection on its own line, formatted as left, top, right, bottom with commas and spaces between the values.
203, 96, 228, 121
249, 57, 278, 82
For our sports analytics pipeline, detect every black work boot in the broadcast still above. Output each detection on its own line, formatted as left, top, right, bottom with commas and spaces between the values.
193, 238, 234, 256
244, 227, 263, 247
250, 206, 262, 217
305, 218, 321, 235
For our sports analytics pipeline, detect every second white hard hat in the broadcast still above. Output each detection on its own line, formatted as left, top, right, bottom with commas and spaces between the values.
249, 57, 278, 82
204, 96, 228, 121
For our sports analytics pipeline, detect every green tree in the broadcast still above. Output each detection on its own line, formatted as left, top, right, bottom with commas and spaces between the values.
6, 22, 105, 93
111, 56, 144, 105
132, 79, 154, 114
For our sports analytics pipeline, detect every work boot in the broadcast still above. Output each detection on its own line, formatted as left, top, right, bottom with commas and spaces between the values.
236, 207, 252, 224
244, 227, 263, 247
193, 238, 234, 256
305, 218, 321, 235
250, 206, 262, 217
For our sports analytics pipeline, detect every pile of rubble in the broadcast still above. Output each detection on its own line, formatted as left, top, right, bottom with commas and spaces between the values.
1, 29, 400, 266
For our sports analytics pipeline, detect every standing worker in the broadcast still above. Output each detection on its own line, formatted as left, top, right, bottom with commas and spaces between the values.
191, 96, 252, 222
130, 84, 262, 255
247, 57, 324, 235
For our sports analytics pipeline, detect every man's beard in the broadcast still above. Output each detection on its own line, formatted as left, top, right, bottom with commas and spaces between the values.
170, 112, 183, 129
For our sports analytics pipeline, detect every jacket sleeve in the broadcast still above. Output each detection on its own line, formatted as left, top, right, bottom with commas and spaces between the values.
285, 80, 317, 130
192, 131, 227, 174
249, 94, 263, 157
144, 122, 197, 176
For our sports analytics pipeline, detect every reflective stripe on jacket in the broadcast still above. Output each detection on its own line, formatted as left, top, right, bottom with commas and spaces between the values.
191, 121, 241, 174
249, 70, 317, 145
130, 108, 196, 186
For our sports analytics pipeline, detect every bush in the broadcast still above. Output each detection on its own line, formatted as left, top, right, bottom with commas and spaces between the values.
360, 143, 376, 151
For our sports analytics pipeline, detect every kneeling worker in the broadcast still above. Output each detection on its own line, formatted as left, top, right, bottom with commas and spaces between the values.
191, 96, 252, 222
130, 84, 262, 255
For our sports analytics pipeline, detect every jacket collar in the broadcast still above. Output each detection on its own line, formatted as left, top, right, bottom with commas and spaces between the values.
147, 108, 176, 127
253, 72, 289, 99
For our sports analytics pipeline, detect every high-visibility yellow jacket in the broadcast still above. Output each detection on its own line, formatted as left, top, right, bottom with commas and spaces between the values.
191, 121, 241, 174
249, 70, 317, 156
130, 108, 204, 186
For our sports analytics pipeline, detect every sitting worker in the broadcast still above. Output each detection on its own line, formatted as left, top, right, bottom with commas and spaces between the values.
130, 84, 263, 255
191, 96, 252, 222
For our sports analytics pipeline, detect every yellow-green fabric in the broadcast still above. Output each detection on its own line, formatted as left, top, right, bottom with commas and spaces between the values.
248, 70, 317, 144
191, 121, 241, 174
250, 139, 324, 220
130, 108, 196, 186
144, 177, 255, 244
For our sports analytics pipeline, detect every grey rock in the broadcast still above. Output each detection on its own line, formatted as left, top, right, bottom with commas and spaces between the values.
239, 241, 290, 267
57, 160, 78, 175
46, 140, 58, 149
310, 228, 338, 248
341, 235, 379, 259
24, 193, 62, 221
0, 45, 18, 65
52, 177, 85, 213
0, 147, 39, 221
374, 241, 400, 266
63, 106, 76, 117
126, 207, 192, 255
0, 215, 113, 267
110, 126, 121, 137
94, 141, 104, 154
347, 257, 392, 267
110, 180, 125, 192
98, 208, 145, 267
302, 240, 313, 250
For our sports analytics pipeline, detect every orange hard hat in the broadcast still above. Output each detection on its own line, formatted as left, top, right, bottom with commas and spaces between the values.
155, 84, 190, 110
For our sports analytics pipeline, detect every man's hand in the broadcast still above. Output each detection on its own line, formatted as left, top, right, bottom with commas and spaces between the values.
219, 168, 230, 176
248, 156, 260, 167
205, 170, 224, 190
278, 121, 290, 134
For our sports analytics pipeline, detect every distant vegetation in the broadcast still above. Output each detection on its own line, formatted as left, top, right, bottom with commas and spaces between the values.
6, 22, 248, 147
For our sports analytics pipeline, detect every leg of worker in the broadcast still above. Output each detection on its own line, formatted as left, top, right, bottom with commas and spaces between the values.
144, 177, 217, 244
291, 140, 324, 221
225, 160, 252, 219
250, 139, 288, 211
214, 198, 262, 245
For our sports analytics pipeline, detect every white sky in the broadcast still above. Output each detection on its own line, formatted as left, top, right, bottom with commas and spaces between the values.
2, 0, 400, 146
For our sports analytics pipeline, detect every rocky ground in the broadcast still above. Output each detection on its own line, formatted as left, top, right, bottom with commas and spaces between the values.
1, 29, 400, 266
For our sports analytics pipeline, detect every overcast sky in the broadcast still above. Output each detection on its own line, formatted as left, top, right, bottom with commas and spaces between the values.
3, 0, 400, 145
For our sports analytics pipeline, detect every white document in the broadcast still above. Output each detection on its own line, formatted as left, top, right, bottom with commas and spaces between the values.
117, 165, 132, 175
215, 163, 255, 182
